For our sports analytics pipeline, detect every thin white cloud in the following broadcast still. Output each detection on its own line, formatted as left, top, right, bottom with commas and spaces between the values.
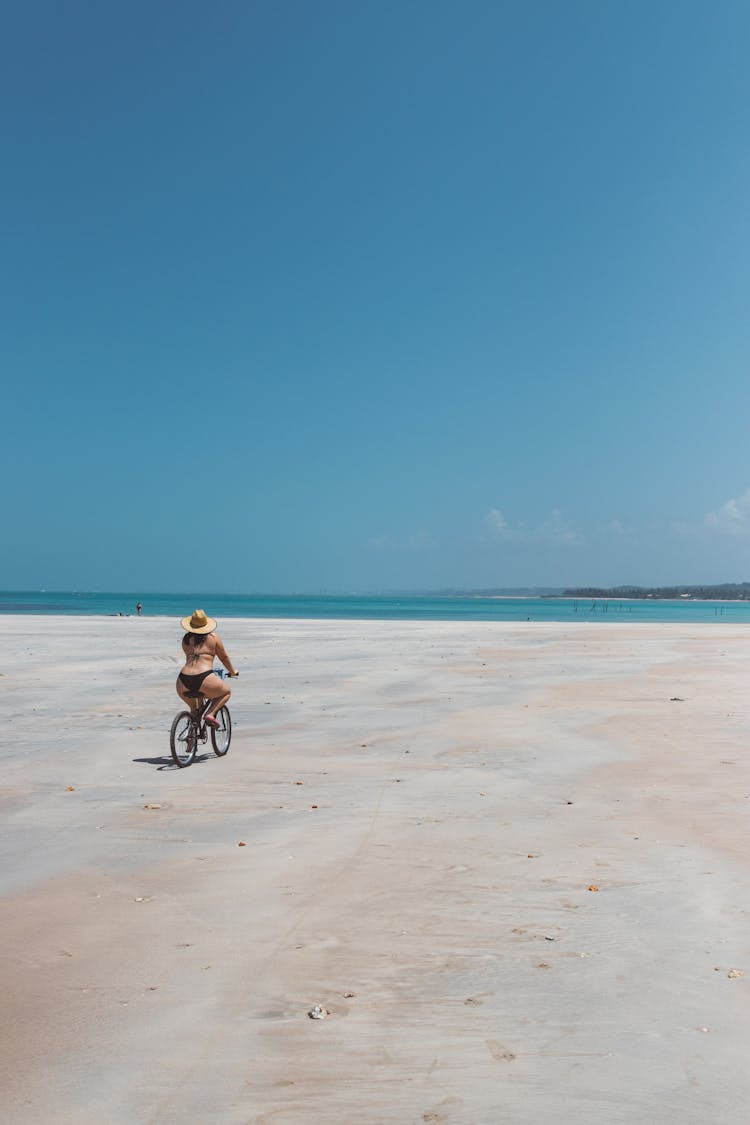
483, 508, 521, 541
536, 509, 584, 545
482, 507, 584, 545
704, 489, 750, 535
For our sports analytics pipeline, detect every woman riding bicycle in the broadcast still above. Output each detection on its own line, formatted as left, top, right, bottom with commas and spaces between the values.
176, 609, 238, 728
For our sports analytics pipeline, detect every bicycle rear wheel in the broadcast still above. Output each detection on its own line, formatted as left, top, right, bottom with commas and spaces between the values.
170, 711, 198, 767
211, 706, 232, 756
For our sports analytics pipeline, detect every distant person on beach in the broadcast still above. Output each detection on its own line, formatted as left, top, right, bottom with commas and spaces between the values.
136, 602, 142, 616
176, 609, 238, 728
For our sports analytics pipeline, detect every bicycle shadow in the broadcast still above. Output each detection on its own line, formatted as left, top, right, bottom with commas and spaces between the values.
132, 755, 212, 771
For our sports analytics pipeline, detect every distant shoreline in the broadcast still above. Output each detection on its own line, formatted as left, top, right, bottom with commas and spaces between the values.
562, 586, 750, 602
559, 595, 745, 603
475, 593, 747, 603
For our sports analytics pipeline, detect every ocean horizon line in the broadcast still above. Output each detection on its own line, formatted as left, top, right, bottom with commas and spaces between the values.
1, 586, 565, 598
2, 589, 750, 625
3, 582, 746, 598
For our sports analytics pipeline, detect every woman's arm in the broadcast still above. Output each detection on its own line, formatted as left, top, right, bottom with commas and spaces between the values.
213, 634, 237, 676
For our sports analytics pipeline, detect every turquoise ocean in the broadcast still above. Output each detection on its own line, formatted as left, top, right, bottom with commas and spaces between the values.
1, 591, 748, 624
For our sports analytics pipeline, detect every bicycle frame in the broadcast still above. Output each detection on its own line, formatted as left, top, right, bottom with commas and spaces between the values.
189, 694, 213, 732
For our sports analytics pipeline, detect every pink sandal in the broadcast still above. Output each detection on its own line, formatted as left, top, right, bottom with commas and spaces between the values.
204, 714, 220, 729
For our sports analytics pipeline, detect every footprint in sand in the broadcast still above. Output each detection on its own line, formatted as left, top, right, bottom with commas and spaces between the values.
486, 1040, 516, 1062
422, 1096, 463, 1121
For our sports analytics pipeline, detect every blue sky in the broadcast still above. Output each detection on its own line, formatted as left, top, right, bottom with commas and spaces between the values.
3, 0, 750, 592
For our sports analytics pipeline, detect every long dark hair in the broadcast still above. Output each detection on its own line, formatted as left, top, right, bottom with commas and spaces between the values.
183, 632, 209, 648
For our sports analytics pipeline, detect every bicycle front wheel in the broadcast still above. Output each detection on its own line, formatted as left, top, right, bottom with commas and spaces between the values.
211, 706, 232, 756
170, 711, 197, 767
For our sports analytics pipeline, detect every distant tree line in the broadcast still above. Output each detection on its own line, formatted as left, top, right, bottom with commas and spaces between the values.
562, 583, 750, 600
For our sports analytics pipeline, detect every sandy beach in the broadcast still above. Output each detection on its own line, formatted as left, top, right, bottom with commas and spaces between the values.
2, 615, 750, 1124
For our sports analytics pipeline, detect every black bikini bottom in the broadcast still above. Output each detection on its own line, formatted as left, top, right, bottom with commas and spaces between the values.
179, 669, 215, 697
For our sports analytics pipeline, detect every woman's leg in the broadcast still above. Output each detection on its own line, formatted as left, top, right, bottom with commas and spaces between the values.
199, 673, 231, 720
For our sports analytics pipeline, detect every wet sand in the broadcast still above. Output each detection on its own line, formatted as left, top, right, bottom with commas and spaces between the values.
2, 615, 750, 1124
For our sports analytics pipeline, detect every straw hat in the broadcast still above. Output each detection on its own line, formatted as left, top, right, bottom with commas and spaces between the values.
181, 609, 216, 634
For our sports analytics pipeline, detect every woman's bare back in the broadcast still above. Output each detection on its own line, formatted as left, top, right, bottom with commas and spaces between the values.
181, 632, 221, 674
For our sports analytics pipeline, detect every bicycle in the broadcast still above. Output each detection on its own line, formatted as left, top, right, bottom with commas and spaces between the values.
170, 668, 234, 768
